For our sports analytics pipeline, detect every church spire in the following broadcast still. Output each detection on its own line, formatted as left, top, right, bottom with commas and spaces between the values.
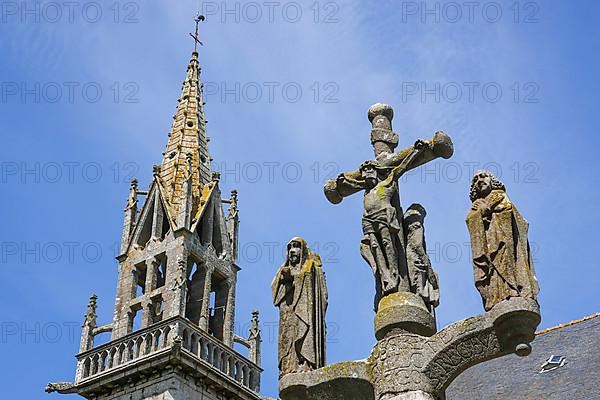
159, 15, 211, 220
47, 16, 263, 397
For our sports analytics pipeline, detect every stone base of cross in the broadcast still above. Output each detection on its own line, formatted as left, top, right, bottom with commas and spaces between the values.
279, 294, 540, 400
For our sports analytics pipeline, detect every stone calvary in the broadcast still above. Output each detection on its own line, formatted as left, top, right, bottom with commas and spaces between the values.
44, 16, 540, 400
277, 104, 540, 400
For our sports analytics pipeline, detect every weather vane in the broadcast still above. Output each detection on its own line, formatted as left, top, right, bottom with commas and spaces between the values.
190, 14, 206, 52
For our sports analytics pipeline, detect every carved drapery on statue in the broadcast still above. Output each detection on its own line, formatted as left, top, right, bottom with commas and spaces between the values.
323, 103, 453, 310
466, 170, 539, 311
404, 204, 439, 318
272, 237, 328, 377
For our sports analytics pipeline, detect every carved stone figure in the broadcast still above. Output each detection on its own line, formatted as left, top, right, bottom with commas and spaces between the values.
171, 256, 187, 291
45, 382, 77, 394
272, 237, 328, 378
466, 170, 539, 311
404, 204, 440, 317
324, 103, 453, 309
357, 149, 429, 303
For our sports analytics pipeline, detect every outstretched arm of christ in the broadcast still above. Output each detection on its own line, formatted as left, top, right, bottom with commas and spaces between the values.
324, 131, 454, 204
387, 131, 453, 171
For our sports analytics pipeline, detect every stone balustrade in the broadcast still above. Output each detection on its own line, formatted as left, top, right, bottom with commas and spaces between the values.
75, 317, 261, 392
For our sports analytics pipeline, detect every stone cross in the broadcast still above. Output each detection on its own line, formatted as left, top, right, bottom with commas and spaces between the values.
323, 103, 453, 309
189, 14, 206, 52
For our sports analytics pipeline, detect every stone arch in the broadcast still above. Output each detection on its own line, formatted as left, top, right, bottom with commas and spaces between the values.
117, 343, 126, 365
163, 325, 171, 347
190, 333, 198, 354
108, 347, 117, 369
182, 329, 190, 349
99, 350, 109, 372
126, 340, 135, 361
228, 356, 236, 378
212, 347, 221, 368
153, 330, 162, 351
242, 364, 250, 386
82, 357, 91, 378
235, 360, 243, 382
90, 354, 99, 376
134, 336, 144, 359
144, 333, 153, 355
249, 369, 260, 391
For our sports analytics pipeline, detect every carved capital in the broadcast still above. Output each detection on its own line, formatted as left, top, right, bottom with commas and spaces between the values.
45, 382, 77, 394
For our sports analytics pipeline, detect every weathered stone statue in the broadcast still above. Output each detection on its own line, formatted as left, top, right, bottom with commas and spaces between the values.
404, 204, 439, 317
45, 383, 77, 395
467, 170, 539, 311
272, 237, 328, 378
324, 103, 453, 309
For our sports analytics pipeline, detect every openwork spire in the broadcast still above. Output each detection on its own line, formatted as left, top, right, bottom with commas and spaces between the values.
159, 21, 211, 218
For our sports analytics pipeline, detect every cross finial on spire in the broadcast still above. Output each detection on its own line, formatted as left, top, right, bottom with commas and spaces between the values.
190, 14, 206, 53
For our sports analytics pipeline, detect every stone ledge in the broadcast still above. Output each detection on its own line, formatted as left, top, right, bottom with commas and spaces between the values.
279, 361, 373, 400
62, 346, 261, 400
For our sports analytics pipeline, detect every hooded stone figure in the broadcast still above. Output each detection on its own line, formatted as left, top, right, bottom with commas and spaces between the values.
272, 237, 328, 378
404, 204, 440, 318
466, 170, 539, 311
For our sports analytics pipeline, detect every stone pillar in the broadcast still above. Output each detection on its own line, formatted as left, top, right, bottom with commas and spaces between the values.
213, 280, 228, 340
175, 256, 189, 318
185, 261, 205, 324
111, 262, 137, 340
79, 295, 97, 353
120, 179, 138, 256
130, 266, 140, 298
151, 190, 164, 240
226, 190, 239, 260
374, 292, 436, 340
164, 250, 189, 320
142, 300, 153, 328
201, 197, 215, 245
199, 265, 213, 331
145, 258, 159, 293
223, 277, 236, 347
248, 310, 262, 367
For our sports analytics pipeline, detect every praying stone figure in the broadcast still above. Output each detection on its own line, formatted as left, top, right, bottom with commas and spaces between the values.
324, 103, 453, 309
467, 170, 539, 311
272, 237, 328, 378
404, 204, 440, 318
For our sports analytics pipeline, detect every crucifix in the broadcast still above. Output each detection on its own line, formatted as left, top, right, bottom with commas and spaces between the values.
323, 103, 454, 310
190, 14, 206, 52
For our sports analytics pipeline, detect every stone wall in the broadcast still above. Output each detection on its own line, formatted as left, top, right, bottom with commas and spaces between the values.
98, 372, 223, 400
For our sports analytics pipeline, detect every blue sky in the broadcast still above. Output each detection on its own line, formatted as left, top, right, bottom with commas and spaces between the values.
1, 0, 599, 398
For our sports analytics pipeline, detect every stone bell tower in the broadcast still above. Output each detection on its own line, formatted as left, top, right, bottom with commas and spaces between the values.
47, 18, 262, 400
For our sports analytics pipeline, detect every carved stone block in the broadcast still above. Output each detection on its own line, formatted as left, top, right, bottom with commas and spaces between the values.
279, 298, 540, 400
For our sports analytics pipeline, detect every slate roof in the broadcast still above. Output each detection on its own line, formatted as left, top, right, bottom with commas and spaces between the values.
447, 313, 600, 400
